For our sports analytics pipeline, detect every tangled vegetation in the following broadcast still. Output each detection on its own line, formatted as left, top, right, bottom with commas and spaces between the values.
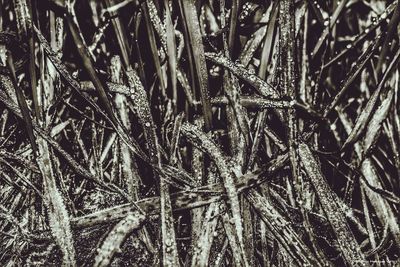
0, 0, 399, 266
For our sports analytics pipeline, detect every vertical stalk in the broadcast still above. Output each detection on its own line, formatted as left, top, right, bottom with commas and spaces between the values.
280, 0, 301, 203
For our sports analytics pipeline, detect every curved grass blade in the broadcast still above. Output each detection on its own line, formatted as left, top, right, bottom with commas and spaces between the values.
181, 122, 249, 266
93, 212, 146, 267
205, 52, 279, 98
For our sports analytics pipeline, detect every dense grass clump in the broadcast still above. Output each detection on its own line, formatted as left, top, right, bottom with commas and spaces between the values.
0, 0, 399, 266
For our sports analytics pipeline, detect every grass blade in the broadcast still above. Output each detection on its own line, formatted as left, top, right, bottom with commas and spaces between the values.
191, 202, 219, 267
298, 143, 366, 265
126, 68, 180, 266
65, 12, 119, 128
141, 1, 167, 96
180, 0, 212, 130
36, 138, 76, 266
205, 52, 279, 98
246, 190, 322, 266
324, 32, 383, 117
164, 0, 178, 111
5, 51, 38, 155
342, 48, 400, 149
181, 122, 249, 266
311, 0, 348, 57
94, 212, 146, 267
363, 87, 395, 157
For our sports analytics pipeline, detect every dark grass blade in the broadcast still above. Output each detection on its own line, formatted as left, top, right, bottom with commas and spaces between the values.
104, 0, 131, 67
65, 13, 120, 128
324, 33, 383, 117
5, 51, 38, 155
342, 48, 400, 149
228, 0, 240, 55
311, 0, 348, 57
323, 1, 398, 70
14, 0, 41, 121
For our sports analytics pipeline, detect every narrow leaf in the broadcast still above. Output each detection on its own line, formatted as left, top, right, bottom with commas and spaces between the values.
324, 32, 383, 117
36, 137, 76, 267
180, 0, 213, 130
181, 122, 249, 266
94, 212, 146, 267
298, 143, 366, 265
363, 88, 395, 156
205, 52, 279, 98
246, 190, 322, 266
342, 48, 400, 149
6, 51, 38, 155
